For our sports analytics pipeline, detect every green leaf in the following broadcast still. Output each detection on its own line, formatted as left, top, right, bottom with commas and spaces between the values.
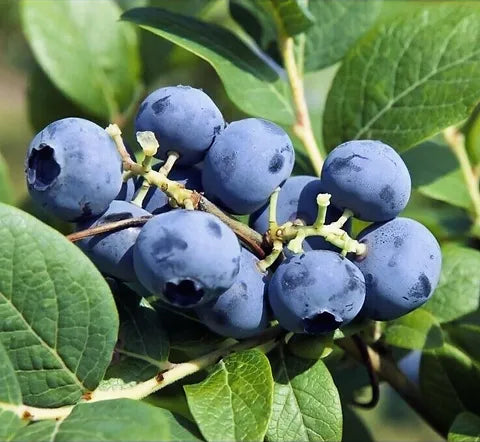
0, 203, 119, 407
402, 142, 471, 210
384, 309, 444, 350
449, 412, 480, 442
12, 399, 199, 441
465, 105, 480, 165
324, 5, 480, 152
270, 0, 315, 36
21, 0, 141, 120
0, 152, 13, 205
266, 349, 342, 441
0, 409, 27, 442
122, 7, 294, 124
0, 340, 27, 441
304, 0, 382, 72
108, 285, 170, 381
424, 245, 480, 323
184, 349, 273, 441
421, 343, 480, 432
445, 324, 480, 363
229, 0, 277, 50
27, 64, 98, 134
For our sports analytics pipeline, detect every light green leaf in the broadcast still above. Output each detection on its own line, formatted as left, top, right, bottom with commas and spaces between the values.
402, 142, 471, 210
384, 309, 444, 350
0, 203, 119, 407
122, 7, 294, 124
424, 245, 480, 323
21, 0, 141, 120
449, 412, 480, 442
305, 0, 382, 72
0, 409, 27, 442
324, 5, 480, 151
0, 152, 13, 205
266, 349, 342, 442
0, 340, 27, 441
12, 399, 199, 441
270, 0, 315, 36
184, 349, 273, 441
421, 343, 480, 432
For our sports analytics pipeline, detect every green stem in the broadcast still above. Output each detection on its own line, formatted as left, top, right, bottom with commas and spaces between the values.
158, 152, 180, 177
444, 127, 480, 227
269, 187, 281, 230
278, 32, 323, 175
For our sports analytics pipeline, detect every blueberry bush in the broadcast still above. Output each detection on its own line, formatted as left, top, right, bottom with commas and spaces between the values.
1, 1, 480, 441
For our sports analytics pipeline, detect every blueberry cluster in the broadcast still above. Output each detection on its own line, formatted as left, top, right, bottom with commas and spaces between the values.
25, 85, 442, 340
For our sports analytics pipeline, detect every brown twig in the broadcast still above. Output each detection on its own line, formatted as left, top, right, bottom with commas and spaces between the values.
336, 337, 444, 437
351, 334, 379, 409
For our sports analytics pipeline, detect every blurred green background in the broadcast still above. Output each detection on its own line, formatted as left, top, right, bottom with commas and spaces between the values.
0, 0, 447, 440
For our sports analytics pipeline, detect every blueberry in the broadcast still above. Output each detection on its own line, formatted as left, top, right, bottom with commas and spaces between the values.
321, 140, 411, 222
195, 248, 269, 339
139, 164, 203, 214
135, 86, 224, 165
202, 118, 295, 214
250, 175, 351, 251
398, 350, 421, 386
76, 201, 150, 281
133, 209, 241, 307
25, 118, 122, 221
268, 250, 365, 334
354, 217, 442, 321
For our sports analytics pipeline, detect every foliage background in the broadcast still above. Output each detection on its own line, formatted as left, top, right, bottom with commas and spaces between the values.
2, 0, 480, 440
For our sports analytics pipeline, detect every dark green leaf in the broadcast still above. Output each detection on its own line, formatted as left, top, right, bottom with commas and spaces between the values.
424, 245, 480, 323
122, 7, 294, 124
0, 204, 119, 407
448, 412, 480, 442
270, 0, 315, 36
27, 64, 99, 133
21, 0, 141, 120
445, 324, 480, 363
421, 343, 480, 432
12, 399, 199, 441
229, 0, 277, 50
266, 349, 342, 441
402, 142, 470, 210
0, 152, 13, 205
184, 349, 273, 441
384, 309, 444, 350
305, 0, 382, 71
324, 5, 480, 151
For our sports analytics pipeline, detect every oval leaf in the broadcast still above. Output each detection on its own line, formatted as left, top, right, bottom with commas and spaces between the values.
270, 0, 315, 36
122, 7, 294, 124
384, 309, 444, 350
448, 412, 480, 442
12, 399, 199, 441
304, 0, 382, 72
424, 245, 480, 323
324, 5, 480, 151
266, 349, 342, 441
21, 0, 141, 120
0, 204, 119, 407
184, 349, 274, 441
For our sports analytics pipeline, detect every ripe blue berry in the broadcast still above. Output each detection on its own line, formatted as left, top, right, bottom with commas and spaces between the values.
25, 118, 122, 221
321, 140, 411, 222
268, 250, 366, 334
250, 175, 350, 251
354, 217, 442, 321
202, 118, 295, 214
133, 210, 241, 307
76, 201, 150, 281
195, 248, 269, 339
140, 165, 203, 214
135, 86, 224, 165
